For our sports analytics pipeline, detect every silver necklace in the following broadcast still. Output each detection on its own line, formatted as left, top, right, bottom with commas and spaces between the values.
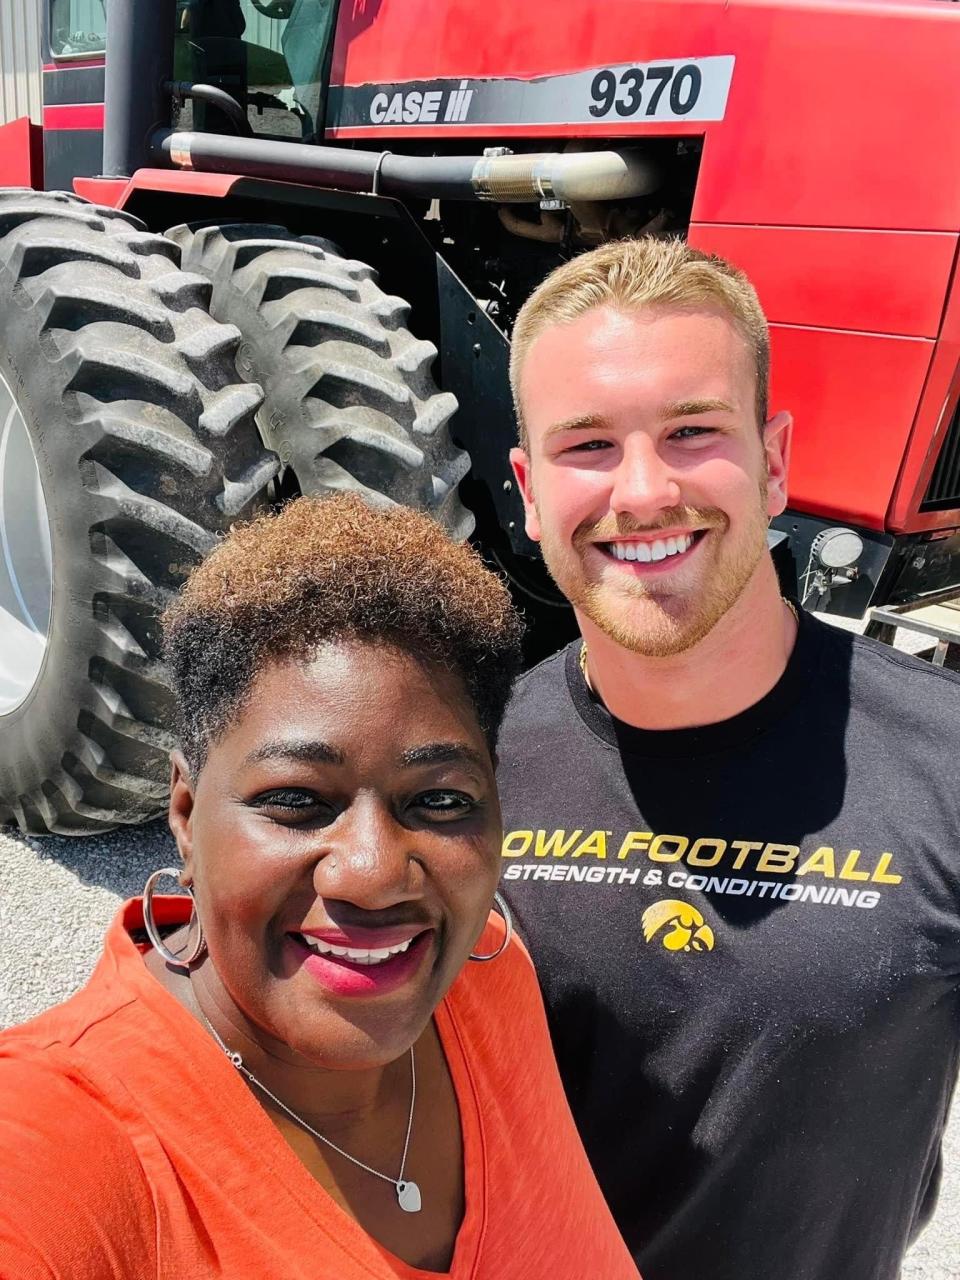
196, 1006, 422, 1213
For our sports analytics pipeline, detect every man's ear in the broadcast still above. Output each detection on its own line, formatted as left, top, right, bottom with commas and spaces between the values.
763, 411, 792, 518
509, 446, 542, 543
168, 750, 197, 885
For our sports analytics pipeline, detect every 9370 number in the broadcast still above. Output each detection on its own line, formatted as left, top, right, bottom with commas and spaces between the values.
589, 64, 702, 118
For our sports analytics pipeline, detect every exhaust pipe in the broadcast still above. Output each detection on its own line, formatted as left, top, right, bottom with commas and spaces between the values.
471, 149, 659, 203
103, 0, 175, 178
151, 130, 659, 204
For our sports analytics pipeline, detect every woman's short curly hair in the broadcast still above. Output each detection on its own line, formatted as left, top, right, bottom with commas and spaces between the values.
162, 495, 523, 772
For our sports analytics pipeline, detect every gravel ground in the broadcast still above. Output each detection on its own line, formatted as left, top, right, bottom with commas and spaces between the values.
0, 818, 174, 1026
0, 615, 957, 1275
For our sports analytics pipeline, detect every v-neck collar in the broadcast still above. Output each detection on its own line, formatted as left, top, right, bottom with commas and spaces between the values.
112, 899, 487, 1279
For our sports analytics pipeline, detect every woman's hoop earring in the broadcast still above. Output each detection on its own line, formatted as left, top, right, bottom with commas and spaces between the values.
469, 892, 513, 962
142, 866, 206, 969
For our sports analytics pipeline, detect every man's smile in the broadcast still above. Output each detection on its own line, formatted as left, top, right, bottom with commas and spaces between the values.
592, 529, 710, 573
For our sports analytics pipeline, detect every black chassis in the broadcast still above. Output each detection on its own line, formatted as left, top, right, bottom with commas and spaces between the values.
771, 512, 960, 618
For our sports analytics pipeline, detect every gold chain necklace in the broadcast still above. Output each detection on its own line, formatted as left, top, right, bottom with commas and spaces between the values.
579, 598, 799, 686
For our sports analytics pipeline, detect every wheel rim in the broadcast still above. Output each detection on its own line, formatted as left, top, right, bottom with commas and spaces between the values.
0, 366, 53, 715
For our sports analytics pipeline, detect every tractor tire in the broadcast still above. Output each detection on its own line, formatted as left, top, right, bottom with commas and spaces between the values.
167, 223, 474, 540
0, 190, 278, 835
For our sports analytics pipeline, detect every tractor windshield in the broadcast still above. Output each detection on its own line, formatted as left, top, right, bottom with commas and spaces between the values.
49, 0, 106, 57
174, 0, 339, 140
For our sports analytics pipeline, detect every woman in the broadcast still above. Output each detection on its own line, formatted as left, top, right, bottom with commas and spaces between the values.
0, 495, 639, 1279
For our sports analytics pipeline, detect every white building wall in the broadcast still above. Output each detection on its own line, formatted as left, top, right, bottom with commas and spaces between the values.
243, 8, 285, 54
0, 0, 43, 125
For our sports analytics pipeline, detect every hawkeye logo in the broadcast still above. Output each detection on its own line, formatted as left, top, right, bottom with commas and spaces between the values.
642, 900, 715, 953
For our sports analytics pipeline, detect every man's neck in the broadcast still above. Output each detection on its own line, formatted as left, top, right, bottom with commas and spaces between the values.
579, 564, 798, 731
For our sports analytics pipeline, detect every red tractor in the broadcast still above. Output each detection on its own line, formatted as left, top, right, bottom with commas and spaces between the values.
2, 0, 960, 834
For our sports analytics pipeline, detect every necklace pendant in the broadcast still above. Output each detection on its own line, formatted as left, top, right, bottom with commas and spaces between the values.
397, 1180, 422, 1213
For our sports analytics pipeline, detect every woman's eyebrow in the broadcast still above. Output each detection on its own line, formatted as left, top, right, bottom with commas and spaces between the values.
244, 739, 346, 766
398, 743, 488, 771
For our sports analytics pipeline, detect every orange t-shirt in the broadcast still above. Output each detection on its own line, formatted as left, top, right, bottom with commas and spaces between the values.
0, 898, 639, 1280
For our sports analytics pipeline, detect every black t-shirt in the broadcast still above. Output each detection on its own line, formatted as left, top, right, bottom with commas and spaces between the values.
497, 611, 960, 1280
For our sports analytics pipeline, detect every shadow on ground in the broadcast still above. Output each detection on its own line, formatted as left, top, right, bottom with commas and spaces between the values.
9, 817, 177, 895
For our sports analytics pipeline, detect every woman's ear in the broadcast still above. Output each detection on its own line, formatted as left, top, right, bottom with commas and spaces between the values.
168, 751, 197, 884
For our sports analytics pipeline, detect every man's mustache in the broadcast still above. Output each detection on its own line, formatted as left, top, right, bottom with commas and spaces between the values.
573, 507, 728, 548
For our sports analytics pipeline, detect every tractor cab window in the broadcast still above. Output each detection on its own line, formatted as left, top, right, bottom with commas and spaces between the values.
49, 0, 106, 57
174, 0, 338, 140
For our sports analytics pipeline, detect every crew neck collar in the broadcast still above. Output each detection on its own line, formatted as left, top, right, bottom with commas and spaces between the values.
564, 603, 823, 759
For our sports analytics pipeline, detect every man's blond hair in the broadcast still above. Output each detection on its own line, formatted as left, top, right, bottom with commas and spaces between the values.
509, 237, 769, 446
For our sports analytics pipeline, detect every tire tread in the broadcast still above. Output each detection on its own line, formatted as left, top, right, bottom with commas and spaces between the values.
0, 190, 278, 834
168, 221, 473, 539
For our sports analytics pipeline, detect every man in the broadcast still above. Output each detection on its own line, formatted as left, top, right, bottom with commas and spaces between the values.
496, 237, 960, 1280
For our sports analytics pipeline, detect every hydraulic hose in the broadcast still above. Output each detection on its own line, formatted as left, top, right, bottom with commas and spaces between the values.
164, 83, 254, 137
151, 130, 660, 204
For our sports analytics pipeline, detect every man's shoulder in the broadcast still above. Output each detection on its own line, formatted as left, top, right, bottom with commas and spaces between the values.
511, 642, 572, 695
500, 642, 575, 734
812, 616, 960, 788
819, 614, 960, 715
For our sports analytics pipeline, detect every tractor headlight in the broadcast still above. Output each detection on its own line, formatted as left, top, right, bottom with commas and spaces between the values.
812, 527, 865, 571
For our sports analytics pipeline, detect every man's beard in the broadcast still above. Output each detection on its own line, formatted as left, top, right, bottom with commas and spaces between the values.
537, 494, 770, 658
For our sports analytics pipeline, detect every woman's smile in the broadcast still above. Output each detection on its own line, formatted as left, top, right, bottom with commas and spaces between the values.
287, 927, 436, 998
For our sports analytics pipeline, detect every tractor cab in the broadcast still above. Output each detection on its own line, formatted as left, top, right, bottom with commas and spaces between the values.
172, 0, 337, 140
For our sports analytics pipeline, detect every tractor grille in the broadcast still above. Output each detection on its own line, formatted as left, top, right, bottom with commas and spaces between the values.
921, 397, 960, 510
